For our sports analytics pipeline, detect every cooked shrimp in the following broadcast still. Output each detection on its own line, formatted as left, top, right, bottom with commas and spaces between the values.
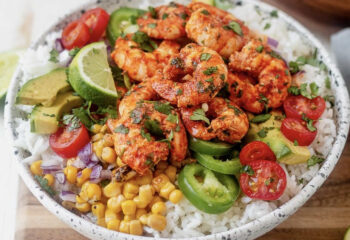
137, 2, 191, 40
185, 2, 250, 58
111, 34, 180, 82
152, 43, 228, 107
228, 39, 291, 113
180, 97, 248, 143
108, 101, 188, 175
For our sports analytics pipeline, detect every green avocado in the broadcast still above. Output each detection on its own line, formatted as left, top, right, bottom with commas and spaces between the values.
30, 92, 83, 134
246, 111, 311, 164
16, 68, 71, 107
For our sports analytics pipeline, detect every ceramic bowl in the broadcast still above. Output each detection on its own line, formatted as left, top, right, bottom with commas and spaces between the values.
4, 0, 350, 239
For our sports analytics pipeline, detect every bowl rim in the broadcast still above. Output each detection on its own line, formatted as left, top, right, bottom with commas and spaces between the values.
4, 0, 350, 239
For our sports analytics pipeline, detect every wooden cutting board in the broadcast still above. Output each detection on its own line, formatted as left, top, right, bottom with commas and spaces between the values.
14, 1, 350, 239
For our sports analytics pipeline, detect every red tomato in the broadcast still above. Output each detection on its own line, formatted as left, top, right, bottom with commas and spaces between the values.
240, 160, 287, 200
80, 8, 110, 42
281, 118, 317, 146
239, 141, 276, 165
61, 21, 90, 50
49, 125, 90, 158
284, 95, 326, 120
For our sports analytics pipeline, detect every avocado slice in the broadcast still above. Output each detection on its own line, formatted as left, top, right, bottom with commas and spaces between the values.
246, 111, 311, 164
30, 92, 83, 134
16, 68, 71, 107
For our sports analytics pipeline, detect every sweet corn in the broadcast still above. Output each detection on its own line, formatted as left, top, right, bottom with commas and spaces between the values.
139, 214, 149, 225
124, 182, 139, 195
159, 182, 175, 199
92, 133, 103, 142
135, 208, 147, 219
75, 202, 90, 213
133, 196, 148, 209
92, 202, 106, 218
153, 169, 164, 177
105, 208, 117, 223
107, 195, 125, 213
169, 189, 183, 204
123, 192, 136, 200
103, 182, 121, 198
121, 200, 137, 216
117, 157, 124, 167
91, 124, 103, 134
43, 174, 54, 186
147, 214, 167, 231
101, 147, 117, 164
76, 168, 92, 187
76, 195, 86, 204
103, 134, 114, 147
119, 220, 130, 233
151, 202, 167, 215
86, 183, 102, 202
100, 124, 108, 133
139, 184, 153, 203
66, 158, 75, 166
64, 165, 78, 184
107, 219, 120, 231
165, 166, 177, 182
96, 218, 106, 227
129, 220, 143, 235
92, 140, 104, 159
132, 172, 153, 185
124, 214, 135, 221
148, 196, 163, 209
152, 174, 170, 192
156, 161, 168, 171
30, 160, 43, 176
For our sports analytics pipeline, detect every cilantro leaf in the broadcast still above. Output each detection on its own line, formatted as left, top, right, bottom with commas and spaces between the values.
264, 23, 271, 30
49, 49, 59, 63
144, 119, 163, 137
130, 108, 143, 124
34, 175, 56, 196
250, 113, 271, 123
62, 114, 81, 131
200, 53, 212, 61
302, 114, 317, 132
203, 66, 218, 75
114, 124, 129, 134
325, 77, 331, 89
154, 101, 173, 115
166, 113, 178, 124
141, 127, 152, 141
69, 47, 80, 57
223, 21, 243, 36
270, 10, 278, 18
240, 165, 254, 176
256, 45, 264, 53
148, 6, 157, 18
307, 155, 324, 168
190, 109, 210, 125
132, 31, 158, 52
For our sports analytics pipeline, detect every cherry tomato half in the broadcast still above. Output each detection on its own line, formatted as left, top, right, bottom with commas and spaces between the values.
281, 118, 317, 146
239, 141, 276, 165
49, 125, 90, 158
61, 21, 90, 50
284, 95, 326, 120
80, 8, 110, 42
240, 160, 287, 200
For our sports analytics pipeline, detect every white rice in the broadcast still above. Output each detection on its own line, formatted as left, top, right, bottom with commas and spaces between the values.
12, 2, 336, 238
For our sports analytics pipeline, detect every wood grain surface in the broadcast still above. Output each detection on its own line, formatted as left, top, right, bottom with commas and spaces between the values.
14, 1, 350, 240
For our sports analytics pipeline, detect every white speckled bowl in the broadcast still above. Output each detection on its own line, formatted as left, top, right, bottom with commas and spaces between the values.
4, 0, 350, 239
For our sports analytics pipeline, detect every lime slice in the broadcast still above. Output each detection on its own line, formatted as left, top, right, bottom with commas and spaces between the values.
0, 50, 21, 98
345, 227, 350, 240
68, 42, 118, 106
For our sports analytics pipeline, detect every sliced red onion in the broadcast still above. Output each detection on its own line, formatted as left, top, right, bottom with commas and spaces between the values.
100, 169, 112, 180
267, 37, 279, 48
107, 163, 116, 170
77, 170, 82, 178
65, 57, 73, 67
87, 161, 97, 168
90, 165, 102, 179
72, 157, 86, 169
55, 38, 64, 53
55, 172, 66, 184
91, 153, 99, 163
60, 191, 76, 202
78, 142, 92, 165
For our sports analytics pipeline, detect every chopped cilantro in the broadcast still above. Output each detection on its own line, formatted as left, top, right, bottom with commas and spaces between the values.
264, 23, 271, 30
294, 140, 299, 146
69, 47, 80, 57
307, 155, 324, 168
325, 77, 331, 89
141, 127, 151, 141
201, 9, 210, 15
228, 104, 242, 115
257, 128, 267, 138
114, 124, 129, 134
34, 175, 56, 196
190, 108, 210, 125
220, 74, 225, 80
205, 77, 214, 82
179, 12, 188, 20
148, 23, 157, 28
144, 119, 163, 136
132, 31, 158, 52
200, 53, 212, 61
240, 165, 254, 176
130, 108, 143, 124
49, 49, 59, 63
154, 101, 173, 115
166, 113, 178, 124
223, 21, 243, 36
302, 114, 317, 132
203, 66, 218, 75
309, 82, 319, 96
176, 89, 183, 95
62, 114, 81, 131
148, 6, 157, 18
270, 10, 278, 18
162, 13, 169, 19
250, 113, 271, 123
256, 45, 264, 53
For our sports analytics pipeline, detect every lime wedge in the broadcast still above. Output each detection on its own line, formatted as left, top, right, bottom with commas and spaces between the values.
345, 227, 350, 240
68, 42, 118, 106
0, 50, 21, 98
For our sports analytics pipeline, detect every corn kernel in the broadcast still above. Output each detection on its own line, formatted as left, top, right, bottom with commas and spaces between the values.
151, 202, 166, 215
130, 220, 143, 235
160, 182, 175, 199
124, 214, 135, 221
133, 196, 148, 209
92, 202, 105, 218
169, 189, 183, 204
139, 214, 149, 225
43, 174, 54, 186
121, 200, 136, 216
107, 195, 125, 213
124, 182, 139, 195
147, 214, 167, 231
30, 160, 43, 176
76, 195, 87, 204
139, 184, 153, 204
97, 218, 106, 227
107, 219, 120, 231
103, 182, 121, 198
92, 133, 103, 142
119, 220, 130, 234
124, 192, 136, 200
92, 140, 104, 159
148, 196, 163, 209
135, 208, 147, 219
86, 183, 102, 202
133, 172, 153, 185
105, 208, 117, 224
165, 166, 177, 182
100, 124, 108, 133
76, 168, 92, 187
75, 202, 90, 213
152, 174, 170, 192
64, 166, 78, 184
117, 157, 124, 167
103, 134, 114, 147
91, 124, 103, 134
101, 147, 117, 164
